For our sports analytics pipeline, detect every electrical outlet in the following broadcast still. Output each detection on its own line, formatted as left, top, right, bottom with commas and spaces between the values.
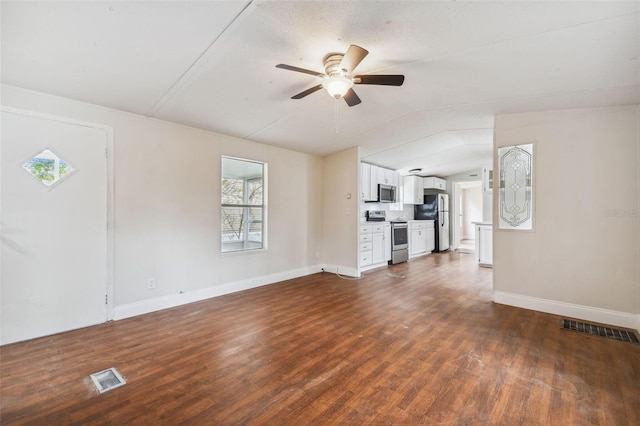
147, 278, 156, 289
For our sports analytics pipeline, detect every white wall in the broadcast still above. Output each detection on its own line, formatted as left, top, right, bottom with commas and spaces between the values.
323, 147, 359, 277
462, 185, 482, 239
2, 85, 325, 317
493, 105, 640, 330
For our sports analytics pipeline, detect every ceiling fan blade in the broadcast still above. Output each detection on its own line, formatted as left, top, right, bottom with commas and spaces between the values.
276, 64, 325, 78
340, 45, 369, 73
291, 84, 323, 99
355, 74, 405, 86
343, 88, 362, 107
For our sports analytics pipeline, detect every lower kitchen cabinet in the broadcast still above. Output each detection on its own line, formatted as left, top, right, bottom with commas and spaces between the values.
475, 223, 493, 267
384, 223, 391, 261
372, 232, 385, 265
360, 222, 391, 271
410, 228, 427, 256
426, 228, 435, 252
409, 220, 435, 258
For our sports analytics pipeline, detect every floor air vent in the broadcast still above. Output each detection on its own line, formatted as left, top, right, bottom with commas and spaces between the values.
90, 367, 126, 393
562, 319, 639, 344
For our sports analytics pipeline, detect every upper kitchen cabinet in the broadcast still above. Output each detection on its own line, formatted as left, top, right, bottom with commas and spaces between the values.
376, 166, 398, 188
361, 162, 399, 202
361, 163, 375, 201
403, 175, 424, 204
423, 176, 446, 191
482, 168, 493, 193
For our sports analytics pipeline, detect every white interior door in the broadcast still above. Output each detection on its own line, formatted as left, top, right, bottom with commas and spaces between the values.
1, 110, 108, 345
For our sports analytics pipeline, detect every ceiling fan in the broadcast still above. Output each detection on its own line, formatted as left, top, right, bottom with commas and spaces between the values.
276, 44, 405, 107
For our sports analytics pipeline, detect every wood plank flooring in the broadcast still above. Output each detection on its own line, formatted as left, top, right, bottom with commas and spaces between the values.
1, 251, 639, 425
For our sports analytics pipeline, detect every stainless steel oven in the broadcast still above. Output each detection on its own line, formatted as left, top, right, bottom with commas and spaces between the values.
389, 222, 408, 264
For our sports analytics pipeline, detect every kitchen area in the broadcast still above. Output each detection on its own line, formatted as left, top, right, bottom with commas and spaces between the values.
359, 162, 493, 274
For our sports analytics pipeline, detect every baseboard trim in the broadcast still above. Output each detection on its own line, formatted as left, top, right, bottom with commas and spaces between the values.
494, 291, 639, 332
321, 264, 360, 278
114, 265, 323, 320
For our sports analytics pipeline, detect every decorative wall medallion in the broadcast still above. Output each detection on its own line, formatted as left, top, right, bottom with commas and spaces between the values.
22, 148, 76, 188
498, 143, 533, 230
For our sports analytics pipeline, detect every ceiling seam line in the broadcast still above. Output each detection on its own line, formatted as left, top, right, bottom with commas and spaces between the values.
370, 10, 640, 75
145, 0, 257, 117
363, 127, 494, 160
242, 100, 320, 140
339, 83, 639, 149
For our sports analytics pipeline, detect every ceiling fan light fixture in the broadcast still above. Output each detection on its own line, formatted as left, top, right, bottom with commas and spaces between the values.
322, 75, 353, 98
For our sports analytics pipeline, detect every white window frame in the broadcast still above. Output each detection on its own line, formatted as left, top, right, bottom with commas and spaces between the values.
221, 156, 267, 253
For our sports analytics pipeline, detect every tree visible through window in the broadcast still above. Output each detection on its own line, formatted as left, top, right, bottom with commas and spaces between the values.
22, 148, 75, 187
221, 157, 266, 252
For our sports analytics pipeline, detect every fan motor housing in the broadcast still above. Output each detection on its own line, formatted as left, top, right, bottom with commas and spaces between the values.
323, 53, 346, 76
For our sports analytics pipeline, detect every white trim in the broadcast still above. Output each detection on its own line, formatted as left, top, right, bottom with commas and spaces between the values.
114, 265, 323, 320
105, 125, 115, 320
494, 291, 639, 331
0, 106, 115, 321
323, 264, 360, 278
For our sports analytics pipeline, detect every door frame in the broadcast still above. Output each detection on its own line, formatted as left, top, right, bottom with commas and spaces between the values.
451, 180, 482, 251
1, 106, 115, 320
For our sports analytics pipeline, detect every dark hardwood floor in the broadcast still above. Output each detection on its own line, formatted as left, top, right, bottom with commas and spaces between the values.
1, 251, 639, 425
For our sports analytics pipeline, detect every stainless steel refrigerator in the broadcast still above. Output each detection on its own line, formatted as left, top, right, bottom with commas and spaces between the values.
414, 193, 450, 252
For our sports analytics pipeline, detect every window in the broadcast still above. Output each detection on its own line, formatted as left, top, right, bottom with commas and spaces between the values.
22, 148, 76, 188
221, 156, 266, 252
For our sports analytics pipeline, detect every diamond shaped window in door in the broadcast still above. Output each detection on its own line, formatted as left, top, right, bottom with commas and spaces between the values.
22, 148, 76, 188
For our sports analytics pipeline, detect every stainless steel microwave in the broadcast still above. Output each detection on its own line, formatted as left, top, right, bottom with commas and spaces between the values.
378, 184, 396, 203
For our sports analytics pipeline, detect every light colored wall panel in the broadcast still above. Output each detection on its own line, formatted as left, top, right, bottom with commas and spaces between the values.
494, 106, 639, 322
1, 84, 325, 310
322, 147, 359, 276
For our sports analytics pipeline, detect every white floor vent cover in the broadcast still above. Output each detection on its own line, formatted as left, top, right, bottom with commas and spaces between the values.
90, 368, 126, 393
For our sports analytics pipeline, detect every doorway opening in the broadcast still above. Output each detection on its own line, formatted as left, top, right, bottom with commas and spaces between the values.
453, 181, 482, 252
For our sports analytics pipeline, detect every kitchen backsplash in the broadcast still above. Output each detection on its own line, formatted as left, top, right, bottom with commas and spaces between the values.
361, 202, 415, 221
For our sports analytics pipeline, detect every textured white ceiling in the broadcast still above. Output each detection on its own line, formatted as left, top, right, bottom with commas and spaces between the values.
2, 0, 639, 177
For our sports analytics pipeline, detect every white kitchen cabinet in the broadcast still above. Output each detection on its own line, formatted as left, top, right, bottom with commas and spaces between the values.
403, 175, 424, 204
360, 222, 391, 271
482, 168, 493, 193
475, 223, 493, 267
384, 222, 391, 261
362, 163, 399, 202
390, 170, 399, 188
376, 166, 394, 186
426, 227, 435, 252
410, 228, 427, 256
423, 176, 446, 191
372, 233, 385, 264
360, 163, 375, 201
409, 221, 435, 258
